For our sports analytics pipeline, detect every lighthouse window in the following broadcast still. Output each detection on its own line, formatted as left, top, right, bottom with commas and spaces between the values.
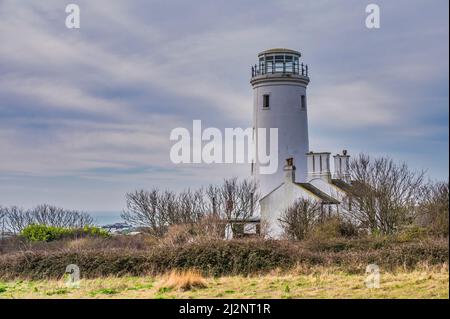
285, 55, 293, 72
294, 57, 299, 73
275, 55, 284, 72
265, 56, 274, 73
263, 94, 270, 109
301, 95, 306, 109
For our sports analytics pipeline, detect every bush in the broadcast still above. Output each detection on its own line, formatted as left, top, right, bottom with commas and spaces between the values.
396, 225, 429, 242
417, 182, 449, 237
75, 226, 110, 238
310, 217, 360, 241
20, 224, 109, 242
0, 237, 447, 280
279, 198, 321, 240
21, 225, 70, 242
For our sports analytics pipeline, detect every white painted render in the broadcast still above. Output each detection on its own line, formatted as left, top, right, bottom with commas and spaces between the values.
333, 153, 351, 182
251, 49, 353, 239
251, 77, 310, 197
306, 152, 332, 183
260, 169, 322, 238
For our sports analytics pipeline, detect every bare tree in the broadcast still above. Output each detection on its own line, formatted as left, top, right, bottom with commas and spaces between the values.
0, 206, 6, 237
204, 178, 259, 236
2, 206, 31, 234
1, 204, 93, 233
212, 178, 259, 221
175, 189, 208, 225
417, 181, 449, 236
348, 154, 425, 235
122, 178, 259, 237
279, 198, 322, 240
30, 204, 93, 228
121, 189, 166, 237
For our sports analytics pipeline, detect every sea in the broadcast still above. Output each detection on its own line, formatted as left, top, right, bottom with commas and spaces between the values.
89, 211, 124, 226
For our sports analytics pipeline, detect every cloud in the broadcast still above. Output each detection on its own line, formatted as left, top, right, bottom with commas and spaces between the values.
0, 0, 447, 212
309, 80, 401, 128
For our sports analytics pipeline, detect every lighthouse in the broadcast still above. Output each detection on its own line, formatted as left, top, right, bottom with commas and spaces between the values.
250, 48, 310, 198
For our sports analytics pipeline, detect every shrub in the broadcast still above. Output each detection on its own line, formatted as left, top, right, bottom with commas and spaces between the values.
161, 224, 195, 246
20, 224, 109, 242
349, 154, 425, 235
396, 225, 429, 242
279, 198, 321, 240
75, 226, 110, 238
310, 216, 359, 241
0, 238, 447, 280
417, 181, 449, 237
21, 224, 70, 242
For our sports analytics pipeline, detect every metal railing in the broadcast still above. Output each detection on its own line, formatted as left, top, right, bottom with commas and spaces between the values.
251, 62, 309, 78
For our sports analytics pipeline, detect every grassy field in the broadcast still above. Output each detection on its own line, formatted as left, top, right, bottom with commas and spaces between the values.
0, 266, 448, 299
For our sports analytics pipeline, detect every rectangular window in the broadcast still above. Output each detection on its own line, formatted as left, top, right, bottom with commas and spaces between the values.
275, 55, 284, 72
301, 95, 306, 109
263, 94, 270, 108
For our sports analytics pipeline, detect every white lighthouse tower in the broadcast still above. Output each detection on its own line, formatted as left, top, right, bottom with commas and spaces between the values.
250, 48, 310, 197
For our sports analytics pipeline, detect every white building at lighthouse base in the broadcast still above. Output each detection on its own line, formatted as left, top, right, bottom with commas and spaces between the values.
260, 151, 353, 239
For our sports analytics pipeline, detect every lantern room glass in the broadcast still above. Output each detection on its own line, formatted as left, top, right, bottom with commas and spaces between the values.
255, 53, 304, 76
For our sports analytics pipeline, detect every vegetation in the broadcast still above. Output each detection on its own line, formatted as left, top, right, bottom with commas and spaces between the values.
348, 154, 425, 234
0, 266, 447, 299
121, 178, 259, 237
0, 204, 93, 234
21, 225, 70, 242
417, 181, 449, 237
20, 224, 109, 242
0, 155, 448, 299
279, 198, 321, 240
279, 155, 448, 240
0, 236, 447, 280
160, 270, 207, 291
278, 199, 359, 240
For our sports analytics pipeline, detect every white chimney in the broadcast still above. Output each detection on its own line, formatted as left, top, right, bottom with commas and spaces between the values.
283, 157, 296, 184
333, 150, 350, 182
306, 152, 331, 183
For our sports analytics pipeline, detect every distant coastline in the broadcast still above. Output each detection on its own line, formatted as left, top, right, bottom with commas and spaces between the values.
90, 211, 123, 226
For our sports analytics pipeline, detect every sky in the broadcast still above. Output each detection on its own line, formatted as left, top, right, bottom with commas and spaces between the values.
0, 0, 448, 221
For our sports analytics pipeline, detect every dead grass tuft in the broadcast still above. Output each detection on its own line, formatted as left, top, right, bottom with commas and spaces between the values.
160, 270, 207, 291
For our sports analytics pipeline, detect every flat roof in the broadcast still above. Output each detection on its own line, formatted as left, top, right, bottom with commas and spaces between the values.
258, 48, 301, 57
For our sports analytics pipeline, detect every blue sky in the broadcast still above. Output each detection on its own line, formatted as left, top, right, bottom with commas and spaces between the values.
0, 0, 448, 217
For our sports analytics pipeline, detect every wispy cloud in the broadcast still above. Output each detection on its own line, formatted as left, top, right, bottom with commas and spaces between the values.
0, 0, 447, 212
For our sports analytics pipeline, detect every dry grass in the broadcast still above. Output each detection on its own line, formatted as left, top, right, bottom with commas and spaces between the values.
160, 270, 207, 291
0, 265, 448, 299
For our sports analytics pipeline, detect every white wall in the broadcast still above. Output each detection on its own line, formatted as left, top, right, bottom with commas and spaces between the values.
260, 181, 315, 238
252, 78, 309, 198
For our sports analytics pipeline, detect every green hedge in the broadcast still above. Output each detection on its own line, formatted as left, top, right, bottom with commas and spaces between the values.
20, 225, 109, 242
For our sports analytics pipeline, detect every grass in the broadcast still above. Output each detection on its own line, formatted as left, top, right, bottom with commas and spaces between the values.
0, 265, 448, 299
160, 270, 207, 291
